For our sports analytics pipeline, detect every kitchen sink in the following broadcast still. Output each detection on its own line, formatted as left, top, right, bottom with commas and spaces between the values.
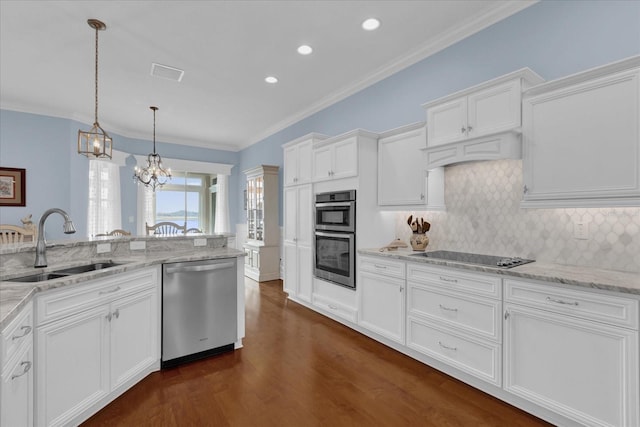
5, 262, 123, 283
52, 262, 122, 275
6, 272, 70, 283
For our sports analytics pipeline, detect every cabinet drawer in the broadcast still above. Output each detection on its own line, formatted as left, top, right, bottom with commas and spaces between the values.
359, 256, 405, 279
505, 279, 639, 330
36, 268, 158, 326
407, 317, 501, 386
312, 294, 357, 323
407, 263, 501, 299
1, 303, 33, 365
408, 283, 501, 342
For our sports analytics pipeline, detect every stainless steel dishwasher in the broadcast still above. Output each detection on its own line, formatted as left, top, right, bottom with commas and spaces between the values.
162, 258, 237, 368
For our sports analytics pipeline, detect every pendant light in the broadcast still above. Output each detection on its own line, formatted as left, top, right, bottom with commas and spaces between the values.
78, 19, 112, 159
134, 106, 172, 191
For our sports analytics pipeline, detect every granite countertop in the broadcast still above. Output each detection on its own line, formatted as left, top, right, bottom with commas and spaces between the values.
360, 248, 640, 296
0, 247, 244, 330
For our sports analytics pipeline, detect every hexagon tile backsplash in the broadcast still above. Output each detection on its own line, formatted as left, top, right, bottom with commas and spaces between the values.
395, 159, 640, 273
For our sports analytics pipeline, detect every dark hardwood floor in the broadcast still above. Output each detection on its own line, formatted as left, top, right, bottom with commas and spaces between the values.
83, 278, 552, 426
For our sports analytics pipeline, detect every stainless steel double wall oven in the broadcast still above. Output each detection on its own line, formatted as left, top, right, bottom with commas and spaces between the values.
313, 190, 356, 289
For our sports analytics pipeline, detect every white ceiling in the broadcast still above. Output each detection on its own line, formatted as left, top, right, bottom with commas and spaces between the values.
0, 1, 534, 151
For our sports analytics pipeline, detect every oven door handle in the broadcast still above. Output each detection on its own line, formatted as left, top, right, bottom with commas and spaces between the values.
315, 231, 353, 239
315, 202, 353, 208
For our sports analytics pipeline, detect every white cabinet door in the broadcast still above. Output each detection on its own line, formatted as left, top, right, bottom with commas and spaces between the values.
283, 185, 313, 301
297, 245, 313, 303
283, 187, 298, 246
297, 185, 313, 247
504, 303, 639, 427
467, 79, 520, 138
378, 124, 427, 206
283, 243, 297, 295
110, 289, 158, 390
312, 145, 333, 182
358, 271, 405, 344
427, 97, 467, 146
36, 305, 110, 427
522, 66, 640, 207
284, 140, 313, 186
312, 137, 358, 182
1, 343, 33, 427
283, 145, 298, 187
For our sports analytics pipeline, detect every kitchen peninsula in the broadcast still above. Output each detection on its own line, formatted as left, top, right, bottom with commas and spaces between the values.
0, 234, 244, 426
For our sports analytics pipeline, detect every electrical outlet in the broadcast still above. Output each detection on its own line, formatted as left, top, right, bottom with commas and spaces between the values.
96, 243, 111, 254
574, 221, 589, 240
130, 241, 146, 251
194, 238, 207, 247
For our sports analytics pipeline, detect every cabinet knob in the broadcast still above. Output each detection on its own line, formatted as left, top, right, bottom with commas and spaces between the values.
420, 193, 425, 200
113, 308, 120, 319
523, 185, 529, 194
327, 171, 331, 177
467, 125, 473, 132
461, 126, 466, 134
106, 313, 112, 322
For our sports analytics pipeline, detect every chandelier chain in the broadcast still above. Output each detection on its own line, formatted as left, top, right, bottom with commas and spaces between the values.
94, 24, 99, 124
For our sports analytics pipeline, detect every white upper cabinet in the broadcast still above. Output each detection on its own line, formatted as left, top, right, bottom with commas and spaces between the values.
422, 69, 543, 168
312, 133, 365, 182
378, 122, 445, 209
522, 56, 640, 207
283, 133, 328, 187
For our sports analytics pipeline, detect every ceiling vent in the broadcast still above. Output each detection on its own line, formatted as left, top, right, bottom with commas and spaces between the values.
150, 63, 184, 82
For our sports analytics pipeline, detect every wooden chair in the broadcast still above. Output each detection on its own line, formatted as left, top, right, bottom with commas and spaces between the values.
145, 222, 186, 235
95, 229, 131, 237
0, 224, 37, 244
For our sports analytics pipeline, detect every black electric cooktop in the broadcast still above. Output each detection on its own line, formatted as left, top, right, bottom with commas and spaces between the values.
410, 250, 534, 268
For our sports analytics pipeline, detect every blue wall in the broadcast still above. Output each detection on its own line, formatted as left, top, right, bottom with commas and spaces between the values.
2, 1, 638, 239
236, 0, 640, 227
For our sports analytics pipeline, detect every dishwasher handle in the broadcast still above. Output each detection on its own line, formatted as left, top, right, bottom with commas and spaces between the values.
165, 262, 235, 274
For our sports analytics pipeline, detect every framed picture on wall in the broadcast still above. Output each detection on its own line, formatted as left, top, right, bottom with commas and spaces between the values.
0, 167, 26, 206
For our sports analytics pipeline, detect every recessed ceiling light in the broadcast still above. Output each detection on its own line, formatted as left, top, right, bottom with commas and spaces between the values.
362, 18, 381, 31
265, 76, 278, 84
297, 45, 313, 55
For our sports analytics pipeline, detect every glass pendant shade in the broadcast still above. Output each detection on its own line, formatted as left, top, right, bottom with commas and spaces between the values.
78, 123, 112, 158
134, 106, 171, 191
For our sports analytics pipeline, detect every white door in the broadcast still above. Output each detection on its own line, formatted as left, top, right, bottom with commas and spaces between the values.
296, 245, 313, 303
504, 303, 638, 427
110, 289, 158, 390
283, 145, 298, 186
358, 271, 405, 344
467, 79, 520, 138
332, 137, 358, 180
426, 97, 467, 146
312, 145, 333, 182
297, 140, 313, 185
283, 187, 298, 245
1, 344, 33, 427
283, 243, 298, 296
37, 306, 110, 427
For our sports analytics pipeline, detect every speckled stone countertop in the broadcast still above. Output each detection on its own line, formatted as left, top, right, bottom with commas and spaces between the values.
360, 249, 640, 296
0, 237, 244, 330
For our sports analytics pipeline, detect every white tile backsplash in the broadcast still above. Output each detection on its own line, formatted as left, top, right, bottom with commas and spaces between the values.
394, 159, 640, 273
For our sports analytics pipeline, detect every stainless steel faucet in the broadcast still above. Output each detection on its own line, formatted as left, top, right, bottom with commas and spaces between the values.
35, 208, 76, 268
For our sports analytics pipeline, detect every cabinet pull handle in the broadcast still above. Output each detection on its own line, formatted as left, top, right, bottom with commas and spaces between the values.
523, 185, 529, 194
546, 296, 579, 306
461, 126, 466, 134
420, 193, 425, 200
439, 276, 458, 283
467, 125, 473, 132
327, 171, 331, 177
106, 312, 112, 322
374, 264, 387, 269
12, 325, 32, 341
11, 361, 32, 380
328, 304, 338, 310
504, 310, 510, 320
439, 304, 458, 312
99, 286, 121, 295
113, 309, 120, 319
438, 341, 457, 351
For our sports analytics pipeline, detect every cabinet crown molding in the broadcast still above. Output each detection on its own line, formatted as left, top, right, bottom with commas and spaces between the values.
281, 132, 329, 148
314, 128, 378, 148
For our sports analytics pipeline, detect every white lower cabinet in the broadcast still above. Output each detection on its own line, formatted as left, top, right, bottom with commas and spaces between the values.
504, 279, 639, 427
1, 302, 34, 427
312, 277, 357, 323
35, 267, 160, 427
358, 256, 406, 344
406, 263, 502, 386
283, 185, 313, 302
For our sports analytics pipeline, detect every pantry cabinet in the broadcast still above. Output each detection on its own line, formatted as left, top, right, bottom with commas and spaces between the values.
1, 302, 34, 427
522, 57, 640, 207
424, 68, 544, 147
283, 133, 328, 187
358, 256, 406, 344
503, 278, 639, 427
35, 267, 159, 427
283, 184, 314, 302
377, 122, 445, 209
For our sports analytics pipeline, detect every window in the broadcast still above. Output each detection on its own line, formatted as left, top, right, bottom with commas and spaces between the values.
87, 159, 122, 237
155, 172, 213, 232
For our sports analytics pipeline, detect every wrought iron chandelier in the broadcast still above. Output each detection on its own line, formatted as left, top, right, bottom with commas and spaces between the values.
134, 106, 171, 191
78, 19, 112, 159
